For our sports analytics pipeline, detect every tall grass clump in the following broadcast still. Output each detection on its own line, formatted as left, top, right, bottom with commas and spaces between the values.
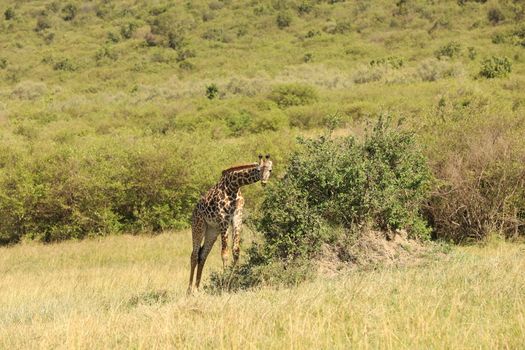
209, 117, 433, 291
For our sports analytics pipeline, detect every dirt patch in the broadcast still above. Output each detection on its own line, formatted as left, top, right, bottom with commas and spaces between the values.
317, 229, 431, 276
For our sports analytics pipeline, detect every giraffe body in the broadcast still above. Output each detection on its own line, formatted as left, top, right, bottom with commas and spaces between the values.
188, 156, 272, 294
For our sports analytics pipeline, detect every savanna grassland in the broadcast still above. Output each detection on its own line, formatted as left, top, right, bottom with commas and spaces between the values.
1, 0, 525, 348
1, 232, 524, 348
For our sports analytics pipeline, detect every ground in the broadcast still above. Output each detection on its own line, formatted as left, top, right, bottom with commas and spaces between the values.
1, 231, 524, 348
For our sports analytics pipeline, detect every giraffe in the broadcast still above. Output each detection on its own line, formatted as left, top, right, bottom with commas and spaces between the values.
187, 154, 273, 294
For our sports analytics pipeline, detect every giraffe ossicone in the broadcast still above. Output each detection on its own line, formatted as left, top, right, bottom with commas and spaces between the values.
187, 155, 273, 294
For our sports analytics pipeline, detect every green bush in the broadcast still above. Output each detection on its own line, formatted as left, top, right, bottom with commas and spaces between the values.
4, 7, 15, 20
0, 58, 7, 69
121, 22, 138, 39
61, 3, 77, 21
268, 84, 318, 108
0, 136, 210, 244
467, 47, 477, 60
35, 16, 52, 32
208, 117, 432, 291
370, 56, 404, 69
297, 1, 314, 15
479, 56, 511, 78
53, 58, 76, 71
487, 7, 504, 25
435, 41, 461, 59
205, 83, 219, 99
276, 12, 292, 29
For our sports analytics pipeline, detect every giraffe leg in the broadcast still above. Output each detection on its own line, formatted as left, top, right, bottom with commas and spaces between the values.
232, 196, 244, 266
221, 228, 229, 270
195, 225, 221, 289
188, 215, 205, 295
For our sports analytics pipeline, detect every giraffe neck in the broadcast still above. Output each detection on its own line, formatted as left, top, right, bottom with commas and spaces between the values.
221, 166, 261, 193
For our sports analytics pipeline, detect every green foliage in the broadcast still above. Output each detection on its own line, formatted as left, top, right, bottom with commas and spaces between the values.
0, 0, 524, 247
205, 83, 219, 99
53, 58, 76, 71
121, 22, 138, 39
303, 53, 313, 62
35, 16, 52, 32
468, 47, 477, 60
62, 4, 77, 21
487, 7, 504, 25
268, 84, 318, 108
435, 41, 461, 59
297, 1, 315, 15
4, 7, 15, 20
210, 117, 432, 290
276, 12, 292, 29
370, 56, 404, 69
479, 56, 512, 78
259, 116, 432, 246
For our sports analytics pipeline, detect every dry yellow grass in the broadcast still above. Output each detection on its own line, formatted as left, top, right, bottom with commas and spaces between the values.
1, 231, 524, 349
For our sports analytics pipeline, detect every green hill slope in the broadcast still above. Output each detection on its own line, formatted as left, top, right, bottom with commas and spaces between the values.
0, 0, 524, 243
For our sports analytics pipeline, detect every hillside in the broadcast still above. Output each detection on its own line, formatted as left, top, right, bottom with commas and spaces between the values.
0, 0, 524, 242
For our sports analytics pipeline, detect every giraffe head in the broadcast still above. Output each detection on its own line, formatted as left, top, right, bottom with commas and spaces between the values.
258, 154, 273, 187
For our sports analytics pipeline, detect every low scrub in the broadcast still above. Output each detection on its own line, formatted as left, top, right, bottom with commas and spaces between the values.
479, 56, 512, 78
268, 83, 318, 108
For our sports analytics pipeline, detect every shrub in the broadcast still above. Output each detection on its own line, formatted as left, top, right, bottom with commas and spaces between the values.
479, 56, 511, 78
268, 84, 318, 108
202, 28, 230, 42
95, 46, 118, 63
179, 61, 194, 71
176, 49, 195, 62
370, 56, 404, 69
35, 16, 52, 32
0, 58, 7, 69
43, 32, 55, 44
144, 32, 159, 47
303, 53, 313, 62
206, 83, 219, 99
425, 114, 525, 242
121, 22, 138, 39
435, 41, 461, 59
11, 81, 47, 100
61, 3, 77, 21
487, 7, 504, 25
4, 7, 15, 20
276, 12, 292, 29
468, 47, 477, 60
298, 1, 314, 15
53, 58, 76, 71
208, 117, 432, 291
167, 30, 186, 50
353, 65, 385, 84
491, 32, 506, 44
416, 58, 464, 81
107, 32, 120, 43
208, 1, 224, 10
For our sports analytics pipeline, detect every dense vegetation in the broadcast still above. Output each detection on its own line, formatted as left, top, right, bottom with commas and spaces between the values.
209, 118, 435, 290
0, 0, 524, 244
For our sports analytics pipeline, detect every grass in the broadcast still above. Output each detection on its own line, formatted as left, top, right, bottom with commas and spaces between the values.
1, 232, 524, 348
